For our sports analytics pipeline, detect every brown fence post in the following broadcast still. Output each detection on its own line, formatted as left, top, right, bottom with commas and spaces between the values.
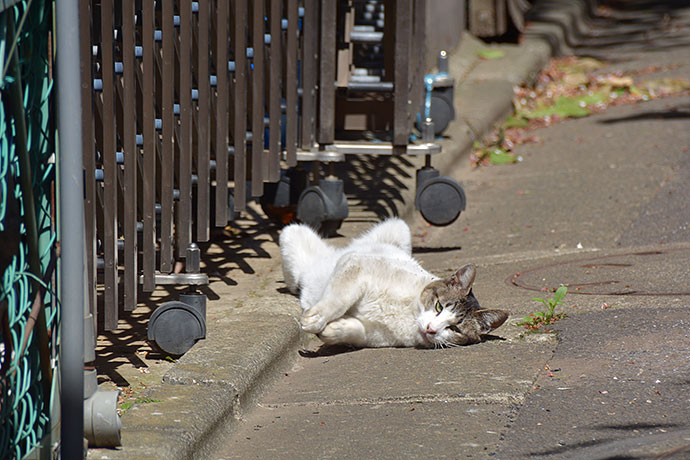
178, 1, 194, 255
232, 0, 248, 212
197, 0, 211, 241
318, 0, 336, 145
122, 0, 138, 312
141, 1, 156, 293
393, 0, 412, 148
285, 0, 299, 166
268, 0, 283, 182
100, 0, 119, 330
79, 0, 97, 325
251, 0, 266, 198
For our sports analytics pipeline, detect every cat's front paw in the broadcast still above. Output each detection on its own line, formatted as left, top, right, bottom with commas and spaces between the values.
300, 311, 327, 334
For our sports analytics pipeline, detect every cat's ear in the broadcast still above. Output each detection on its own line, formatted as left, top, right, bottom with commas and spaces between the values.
474, 309, 509, 334
448, 263, 476, 296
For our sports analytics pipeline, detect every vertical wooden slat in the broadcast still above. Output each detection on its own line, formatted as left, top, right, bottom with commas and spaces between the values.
268, 0, 281, 182
122, 0, 138, 311
197, 0, 211, 241
393, 0, 412, 147
80, 0, 97, 325
383, 0, 395, 86
142, 0, 156, 292
251, 0, 265, 197
318, 0, 336, 144
301, 0, 318, 149
160, 1, 175, 272
285, 0, 298, 166
233, 0, 247, 212
178, 1, 193, 252
101, 0, 118, 330
215, 0, 229, 223
411, 0, 426, 124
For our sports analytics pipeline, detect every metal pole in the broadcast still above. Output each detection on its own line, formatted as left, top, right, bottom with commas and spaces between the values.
56, 0, 85, 458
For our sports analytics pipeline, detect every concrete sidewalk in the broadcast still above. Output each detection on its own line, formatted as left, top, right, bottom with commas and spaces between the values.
87, 30, 554, 460
88, 1, 690, 459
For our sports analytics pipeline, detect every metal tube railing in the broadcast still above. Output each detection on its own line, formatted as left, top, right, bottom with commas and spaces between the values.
56, 0, 85, 456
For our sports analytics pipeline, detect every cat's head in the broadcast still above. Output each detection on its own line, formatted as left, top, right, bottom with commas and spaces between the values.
417, 264, 509, 347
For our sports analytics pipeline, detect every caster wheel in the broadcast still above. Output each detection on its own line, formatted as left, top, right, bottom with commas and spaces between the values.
416, 176, 466, 226
148, 300, 206, 356
261, 168, 308, 224
297, 177, 348, 237
427, 94, 453, 135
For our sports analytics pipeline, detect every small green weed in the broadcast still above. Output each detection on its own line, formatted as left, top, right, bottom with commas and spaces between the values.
118, 396, 162, 415
476, 48, 506, 60
517, 286, 568, 331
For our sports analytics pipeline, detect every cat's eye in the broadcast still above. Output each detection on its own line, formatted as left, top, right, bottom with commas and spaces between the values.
434, 301, 443, 313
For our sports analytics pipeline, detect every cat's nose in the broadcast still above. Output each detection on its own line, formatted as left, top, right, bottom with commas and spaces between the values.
426, 325, 437, 335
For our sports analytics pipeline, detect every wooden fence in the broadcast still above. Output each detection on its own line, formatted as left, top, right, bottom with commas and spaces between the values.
80, 0, 431, 331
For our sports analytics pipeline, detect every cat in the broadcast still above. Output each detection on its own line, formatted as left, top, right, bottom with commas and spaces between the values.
279, 218, 509, 348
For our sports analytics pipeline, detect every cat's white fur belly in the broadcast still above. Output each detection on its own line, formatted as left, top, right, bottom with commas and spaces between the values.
340, 252, 436, 347
281, 219, 510, 348
281, 219, 438, 347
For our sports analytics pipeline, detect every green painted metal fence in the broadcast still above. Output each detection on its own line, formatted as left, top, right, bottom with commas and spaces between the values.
0, 1, 58, 458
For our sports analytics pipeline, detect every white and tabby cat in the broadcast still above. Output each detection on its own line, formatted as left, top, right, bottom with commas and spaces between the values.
280, 218, 509, 348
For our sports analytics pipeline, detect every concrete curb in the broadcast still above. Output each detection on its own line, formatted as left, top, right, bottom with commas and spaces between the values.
88, 12, 576, 460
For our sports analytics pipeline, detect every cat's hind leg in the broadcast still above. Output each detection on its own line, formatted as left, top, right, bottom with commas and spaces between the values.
356, 218, 411, 254
280, 223, 335, 294
319, 317, 367, 347
300, 253, 365, 333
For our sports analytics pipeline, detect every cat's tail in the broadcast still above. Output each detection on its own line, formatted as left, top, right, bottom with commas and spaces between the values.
279, 223, 335, 294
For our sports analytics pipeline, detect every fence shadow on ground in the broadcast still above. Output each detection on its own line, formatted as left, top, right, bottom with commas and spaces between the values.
342, 154, 417, 221
94, 152, 421, 385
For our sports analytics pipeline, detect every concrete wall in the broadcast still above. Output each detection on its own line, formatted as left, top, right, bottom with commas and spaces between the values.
425, 0, 466, 70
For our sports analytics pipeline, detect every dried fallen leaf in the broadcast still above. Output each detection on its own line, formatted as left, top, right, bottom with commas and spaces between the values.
599, 74, 634, 88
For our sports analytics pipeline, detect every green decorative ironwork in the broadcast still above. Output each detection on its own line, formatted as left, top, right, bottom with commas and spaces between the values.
1, 1, 58, 458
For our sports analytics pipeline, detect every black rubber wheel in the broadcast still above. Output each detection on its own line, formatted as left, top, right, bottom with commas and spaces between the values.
148, 301, 206, 356
417, 176, 466, 226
